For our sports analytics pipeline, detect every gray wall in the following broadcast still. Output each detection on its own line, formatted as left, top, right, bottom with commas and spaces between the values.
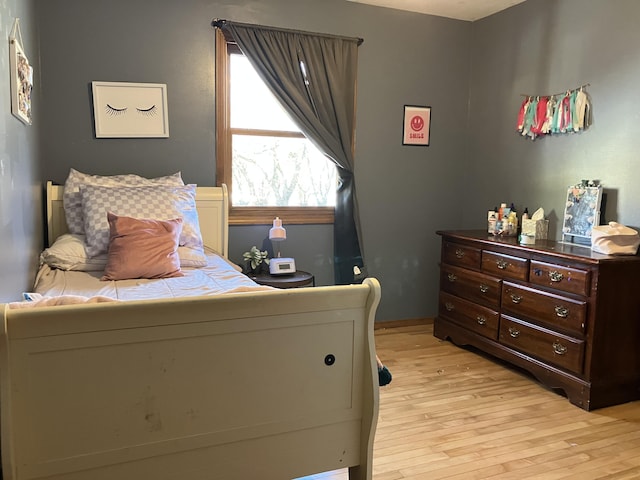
0, 0, 41, 302
28, 0, 640, 321
34, 0, 471, 321
467, 0, 640, 238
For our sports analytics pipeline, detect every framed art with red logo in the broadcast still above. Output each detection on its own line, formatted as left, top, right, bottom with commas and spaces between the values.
402, 105, 431, 146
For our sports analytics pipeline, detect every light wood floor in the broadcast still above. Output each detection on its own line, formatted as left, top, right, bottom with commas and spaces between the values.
300, 322, 640, 480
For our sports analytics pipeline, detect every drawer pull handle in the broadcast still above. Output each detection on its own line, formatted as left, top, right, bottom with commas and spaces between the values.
447, 273, 457, 282
553, 341, 568, 355
479, 284, 489, 293
496, 260, 509, 270
476, 316, 487, 325
510, 294, 523, 304
445, 302, 455, 312
549, 271, 564, 282
555, 305, 569, 318
508, 327, 520, 338
455, 249, 465, 258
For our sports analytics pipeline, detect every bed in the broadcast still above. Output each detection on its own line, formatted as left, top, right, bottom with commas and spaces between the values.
0, 178, 381, 480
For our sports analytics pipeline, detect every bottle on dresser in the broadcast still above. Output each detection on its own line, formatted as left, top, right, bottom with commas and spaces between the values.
507, 210, 518, 235
488, 207, 498, 234
489, 202, 520, 236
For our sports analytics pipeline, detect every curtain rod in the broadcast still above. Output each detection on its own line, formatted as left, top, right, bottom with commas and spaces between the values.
211, 18, 364, 46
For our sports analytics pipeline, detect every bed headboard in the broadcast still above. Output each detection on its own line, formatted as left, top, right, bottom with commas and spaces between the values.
45, 181, 229, 258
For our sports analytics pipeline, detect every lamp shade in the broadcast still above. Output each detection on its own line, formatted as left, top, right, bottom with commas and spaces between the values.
269, 217, 286, 241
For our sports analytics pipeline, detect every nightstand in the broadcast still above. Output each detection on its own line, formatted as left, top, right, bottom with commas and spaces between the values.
249, 270, 315, 289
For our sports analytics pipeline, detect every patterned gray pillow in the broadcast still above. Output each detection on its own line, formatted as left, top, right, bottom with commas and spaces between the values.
80, 184, 204, 258
63, 169, 184, 235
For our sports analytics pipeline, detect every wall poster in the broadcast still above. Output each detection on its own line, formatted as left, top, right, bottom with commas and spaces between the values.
92, 81, 169, 138
9, 19, 33, 125
402, 105, 431, 146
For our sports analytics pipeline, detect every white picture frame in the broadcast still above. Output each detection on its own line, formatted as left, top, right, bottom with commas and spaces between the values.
562, 183, 603, 241
9, 36, 33, 125
91, 81, 169, 138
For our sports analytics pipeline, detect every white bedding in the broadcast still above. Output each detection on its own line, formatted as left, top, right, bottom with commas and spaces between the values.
33, 251, 274, 300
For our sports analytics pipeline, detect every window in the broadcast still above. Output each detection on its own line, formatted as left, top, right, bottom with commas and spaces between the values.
215, 30, 336, 225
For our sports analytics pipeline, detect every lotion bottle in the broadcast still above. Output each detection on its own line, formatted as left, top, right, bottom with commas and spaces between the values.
488, 210, 497, 234
498, 203, 506, 220
508, 211, 518, 235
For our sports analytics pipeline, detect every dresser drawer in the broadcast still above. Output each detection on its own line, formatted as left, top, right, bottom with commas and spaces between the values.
502, 282, 587, 335
529, 260, 590, 297
439, 292, 499, 340
499, 315, 584, 375
440, 265, 502, 309
482, 251, 529, 281
443, 241, 481, 269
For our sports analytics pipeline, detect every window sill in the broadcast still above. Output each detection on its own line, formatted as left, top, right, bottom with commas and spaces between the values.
229, 206, 334, 225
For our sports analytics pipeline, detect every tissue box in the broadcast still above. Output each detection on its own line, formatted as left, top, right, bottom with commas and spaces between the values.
522, 219, 549, 240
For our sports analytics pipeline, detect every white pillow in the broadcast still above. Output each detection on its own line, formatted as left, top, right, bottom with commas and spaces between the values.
80, 184, 204, 258
178, 245, 209, 267
40, 234, 108, 271
63, 168, 184, 235
41, 233, 208, 271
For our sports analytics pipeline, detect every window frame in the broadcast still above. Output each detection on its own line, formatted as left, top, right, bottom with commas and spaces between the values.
215, 29, 335, 226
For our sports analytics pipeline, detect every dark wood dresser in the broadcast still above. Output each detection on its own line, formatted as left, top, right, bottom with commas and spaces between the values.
435, 230, 640, 410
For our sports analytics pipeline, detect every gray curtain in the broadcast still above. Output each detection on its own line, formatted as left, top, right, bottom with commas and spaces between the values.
214, 20, 365, 285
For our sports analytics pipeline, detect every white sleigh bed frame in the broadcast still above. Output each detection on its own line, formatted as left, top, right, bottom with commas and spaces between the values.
0, 183, 381, 480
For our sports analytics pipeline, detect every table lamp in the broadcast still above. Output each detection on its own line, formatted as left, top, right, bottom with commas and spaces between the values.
268, 217, 296, 274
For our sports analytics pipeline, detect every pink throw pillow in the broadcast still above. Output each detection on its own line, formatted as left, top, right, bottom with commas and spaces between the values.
102, 212, 184, 281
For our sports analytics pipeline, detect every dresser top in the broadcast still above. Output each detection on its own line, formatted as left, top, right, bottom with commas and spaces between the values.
436, 230, 640, 265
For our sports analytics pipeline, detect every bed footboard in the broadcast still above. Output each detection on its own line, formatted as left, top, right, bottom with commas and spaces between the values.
0, 279, 381, 480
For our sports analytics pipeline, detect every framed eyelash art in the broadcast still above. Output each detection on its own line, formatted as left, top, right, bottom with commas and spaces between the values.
91, 81, 169, 138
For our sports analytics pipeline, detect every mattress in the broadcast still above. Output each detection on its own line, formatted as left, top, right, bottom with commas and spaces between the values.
33, 251, 274, 301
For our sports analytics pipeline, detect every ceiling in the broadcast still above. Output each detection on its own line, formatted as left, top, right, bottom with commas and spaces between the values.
345, 0, 526, 21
